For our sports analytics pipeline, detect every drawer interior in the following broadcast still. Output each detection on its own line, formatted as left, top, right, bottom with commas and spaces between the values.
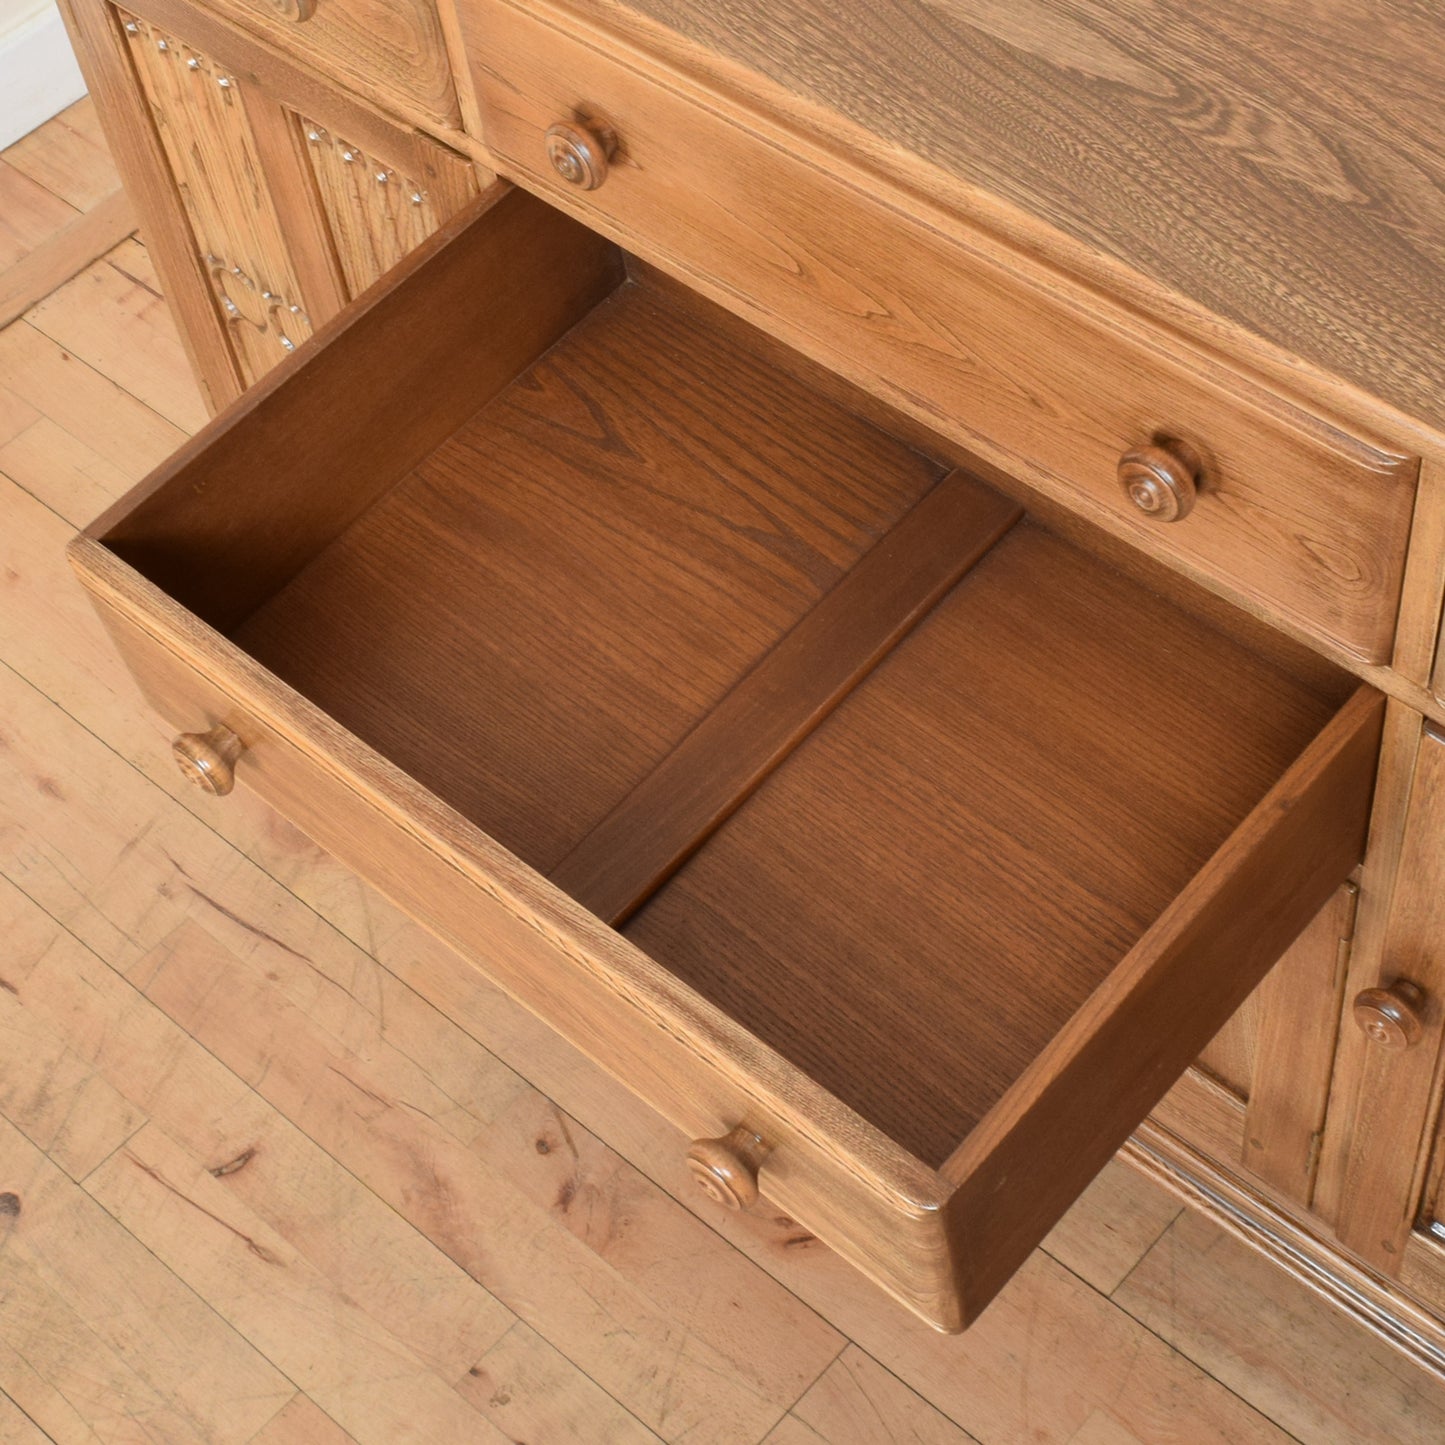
623, 523, 1340, 1166
230, 275, 944, 875
94, 189, 1360, 1187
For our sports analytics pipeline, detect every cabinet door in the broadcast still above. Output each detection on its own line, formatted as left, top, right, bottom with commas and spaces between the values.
294, 116, 480, 296
1321, 722, 1445, 1271
121, 11, 324, 384
62, 0, 484, 402
1151, 882, 1358, 1212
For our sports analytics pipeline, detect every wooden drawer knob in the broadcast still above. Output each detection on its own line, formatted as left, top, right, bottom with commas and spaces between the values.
1353, 980, 1426, 1050
265, 0, 315, 19
1118, 439, 1201, 522
172, 724, 243, 796
545, 121, 612, 191
686, 1126, 767, 1210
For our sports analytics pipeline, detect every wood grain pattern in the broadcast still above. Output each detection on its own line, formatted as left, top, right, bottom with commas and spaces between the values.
940, 683, 1384, 1321
123, 11, 319, 382
237, 84, 350, 324
628, 526, 1348, 1166
98, 186, 623, 630
0, 187, 136, 330
1329, 725, 1445, 1271
297, 114, 480, 296
551, 470, 1021, 922
185, 0, 461, 132
463, 0, 1420, 665
233, 276, 939, 873
1241, 882, 1357, 1207
52, 0, 247, 410
562, 0, 1445, 436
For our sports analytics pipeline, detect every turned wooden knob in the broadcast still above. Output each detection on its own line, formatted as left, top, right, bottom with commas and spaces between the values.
263, 0, 315, 18
1118, 439, 1202, 522
686, 1126, 767, 1210
1353, 980, 1427, 1050
544, 121, 612, 190
172, 724, 244, 796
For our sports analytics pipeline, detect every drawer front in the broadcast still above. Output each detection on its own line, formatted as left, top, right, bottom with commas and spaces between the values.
464, 0, 1418, 664
189, 0, 461, 132
73, 548, 964, 1326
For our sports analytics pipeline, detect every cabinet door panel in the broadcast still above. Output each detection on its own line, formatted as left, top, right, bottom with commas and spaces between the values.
122, 10, 318, 383
98, 0, 484, 395
1162, 882, 1356, 1210
297, 116, 479, 296
1241, 882, 1357, 1202
1327, 724, 1445, 1271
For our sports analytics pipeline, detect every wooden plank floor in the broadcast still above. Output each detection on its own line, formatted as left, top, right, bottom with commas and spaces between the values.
5, 100, 1445, 1444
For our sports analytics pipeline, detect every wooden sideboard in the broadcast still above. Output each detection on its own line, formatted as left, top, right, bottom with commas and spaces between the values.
55, 0, 1445, 1359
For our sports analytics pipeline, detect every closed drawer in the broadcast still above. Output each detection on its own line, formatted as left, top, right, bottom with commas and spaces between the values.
185, 0, 460, 132
72, 188, 1384, 1331
461, 0, 1419, 666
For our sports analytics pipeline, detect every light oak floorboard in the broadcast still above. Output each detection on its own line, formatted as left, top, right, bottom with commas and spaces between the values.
0, 884, 516, 1383
1067, 1414, 1148, 1445
1, 415, 135, 524
248, 1394, 356, 1445
0, 321, 189, 521
2, 99, 120, 213
0, 1114, 294, 1443
0, 191, 138, 331
0, 894, 145, 1180
84, 1123, 518, 1445
23, 240, 208, 433
0, 1390, 51, 1445
1114, 1207, 1445, 1444
0, 382, 39, 450
762, 1348, 980, 1445
456, 1322, 666, 1444
0, 163, 76, 270
1042, 1158, 1184, 1295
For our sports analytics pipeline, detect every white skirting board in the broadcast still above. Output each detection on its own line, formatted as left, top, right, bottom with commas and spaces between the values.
0, 4, 87, 152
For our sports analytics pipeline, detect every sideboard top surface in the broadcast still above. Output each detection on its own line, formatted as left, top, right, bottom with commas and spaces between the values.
570, 0, 1445, 432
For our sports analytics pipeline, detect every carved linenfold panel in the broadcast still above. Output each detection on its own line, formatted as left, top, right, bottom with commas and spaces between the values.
120, 10, 314, 381
296, 116, 480, 296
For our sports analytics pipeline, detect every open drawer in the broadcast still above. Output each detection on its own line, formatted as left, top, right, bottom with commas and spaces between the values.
71, 186, 1385, 1331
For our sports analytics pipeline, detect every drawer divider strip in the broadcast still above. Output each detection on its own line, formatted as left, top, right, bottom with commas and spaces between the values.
548, 469, 1021, 924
